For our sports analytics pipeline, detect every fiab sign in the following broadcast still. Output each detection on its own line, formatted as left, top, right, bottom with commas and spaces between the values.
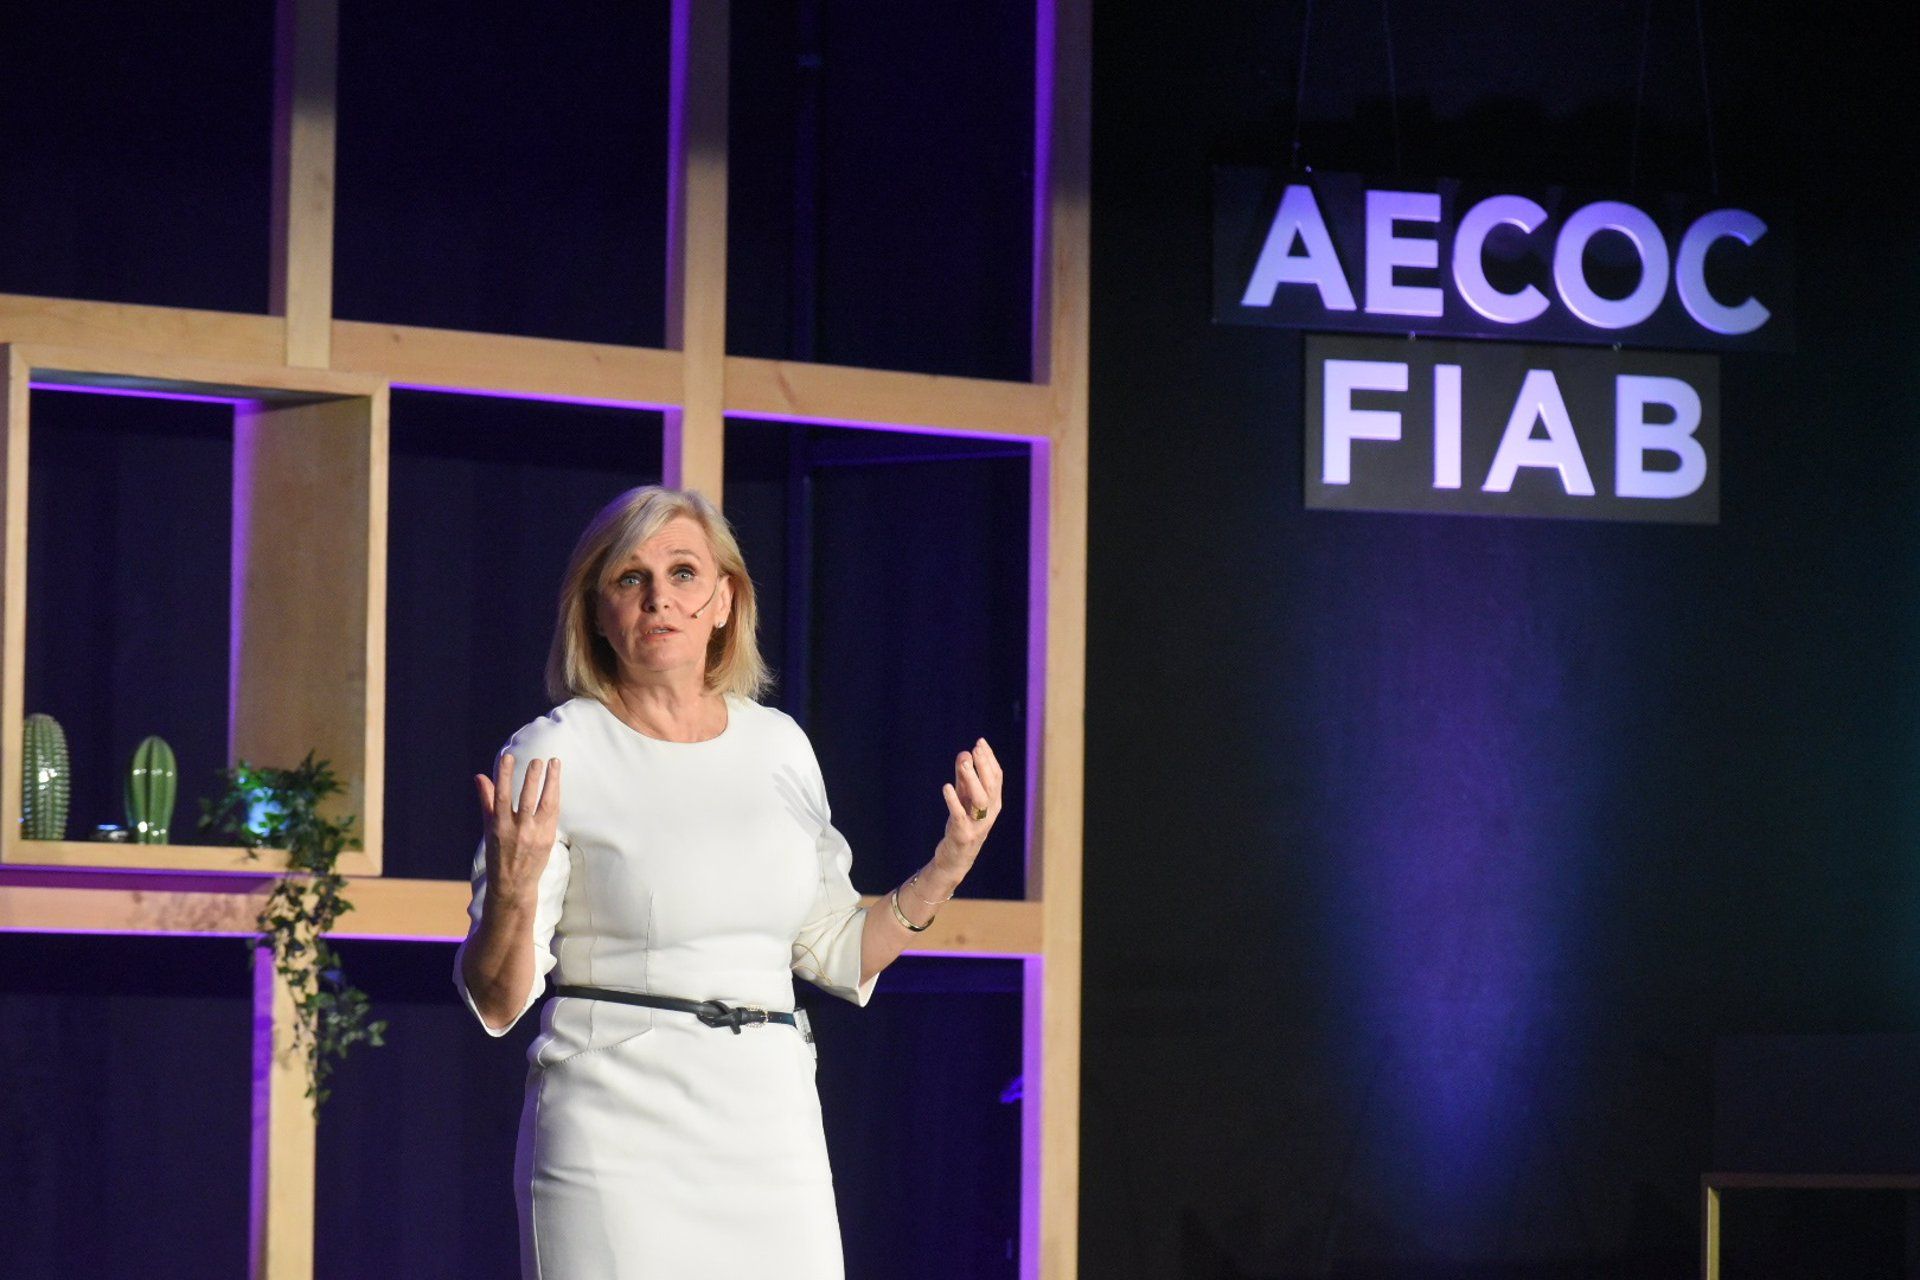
1305, 335, 1717, 523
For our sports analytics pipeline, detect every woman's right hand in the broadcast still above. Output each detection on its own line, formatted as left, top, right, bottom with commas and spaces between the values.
474, 752, 562, 905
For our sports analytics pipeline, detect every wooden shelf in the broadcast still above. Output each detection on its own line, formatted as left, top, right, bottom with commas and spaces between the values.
1, 342, 388, 876
1, 840, 376, 876
0, 867, 1042, 954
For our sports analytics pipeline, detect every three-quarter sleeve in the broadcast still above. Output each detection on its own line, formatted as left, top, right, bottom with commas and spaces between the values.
790, 755, 878, 1007
452, 828, 572, 1037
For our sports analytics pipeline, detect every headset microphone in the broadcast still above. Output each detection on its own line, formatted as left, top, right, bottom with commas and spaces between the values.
690, 578, 724, 620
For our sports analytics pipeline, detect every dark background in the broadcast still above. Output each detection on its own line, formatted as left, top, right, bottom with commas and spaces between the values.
1083, 3, 1920, 1277
1, 1, 1915, 1277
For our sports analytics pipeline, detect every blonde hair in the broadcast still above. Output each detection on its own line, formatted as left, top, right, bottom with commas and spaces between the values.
545, 485, 771, 705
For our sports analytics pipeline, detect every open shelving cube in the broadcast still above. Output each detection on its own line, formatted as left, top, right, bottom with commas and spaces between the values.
723, 416, 1036, 900
380, 388, 665, 881
0, 343, 388, 875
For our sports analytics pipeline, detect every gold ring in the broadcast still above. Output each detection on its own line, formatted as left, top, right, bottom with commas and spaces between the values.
970, 805, 987, 821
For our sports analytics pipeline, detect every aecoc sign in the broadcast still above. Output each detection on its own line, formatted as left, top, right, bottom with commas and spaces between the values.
1216, 169, 1790, 351
1305, 335, 1718, 524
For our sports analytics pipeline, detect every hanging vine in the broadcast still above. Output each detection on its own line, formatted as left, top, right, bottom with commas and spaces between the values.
201, 752, 387, 1113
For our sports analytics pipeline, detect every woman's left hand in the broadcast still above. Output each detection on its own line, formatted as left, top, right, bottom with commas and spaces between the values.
937, 737, 1004, 874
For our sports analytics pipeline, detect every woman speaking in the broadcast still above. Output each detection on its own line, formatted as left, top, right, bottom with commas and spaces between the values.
453, 484, 1003, 1279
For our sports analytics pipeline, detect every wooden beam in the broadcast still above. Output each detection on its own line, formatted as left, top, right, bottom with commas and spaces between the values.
0, 841, 376, 877
231, 393, 385, 872
0, 871, 1045, 955
1701, 1180, 1719, 1280
332, 320, 683, 407
2, 297, 1066, 440
663, 0, 730, 501
270, 0, 339, 369
363, 390, 390, 869
249, 945, 315, 1280
0, 348, 27, 852
0, 295, 284, 366
11, 342, 377, 399
1027, 0, 1092, 1276
856, 895, 1044, 959
725, 356, 1054, 439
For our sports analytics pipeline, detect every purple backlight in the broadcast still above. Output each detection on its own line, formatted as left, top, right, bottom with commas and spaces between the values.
390, 381, 674, 412
30, 380, 259, 406
738, 409, 1045, 445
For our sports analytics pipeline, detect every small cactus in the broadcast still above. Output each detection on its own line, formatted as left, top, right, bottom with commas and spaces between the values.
126, 735, 178, 845
22, 713, 70, 840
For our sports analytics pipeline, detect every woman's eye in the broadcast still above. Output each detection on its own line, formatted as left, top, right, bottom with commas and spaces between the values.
672, 566, 696, 581
617, 572, 641, 587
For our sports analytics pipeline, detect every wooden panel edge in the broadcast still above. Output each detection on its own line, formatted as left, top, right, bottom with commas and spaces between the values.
0, 876, 1042, 952
725, 356, 1055, 439
359, 385, 388, 875
663, 0, 731, 500
0, 841, 327, 874
270, 0, 338, 370
1031, 0, 1091, 1275
231, 398, 379, 864
251, 943, 316, 1279
1, 347, 27, 852
0, 294, 285, 365
331, 320, 683, 406
15, 342, 379, 398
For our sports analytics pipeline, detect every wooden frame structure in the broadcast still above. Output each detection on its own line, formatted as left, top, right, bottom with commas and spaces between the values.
1700, 1172, 1920, 1278
0, 2, 1088, 1278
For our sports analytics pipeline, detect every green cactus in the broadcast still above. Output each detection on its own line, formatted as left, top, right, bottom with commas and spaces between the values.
126, 735, 178, 845
22, 713, 71, 840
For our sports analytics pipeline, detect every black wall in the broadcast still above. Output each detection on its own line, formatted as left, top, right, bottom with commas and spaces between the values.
1083, 3, 1920, 1276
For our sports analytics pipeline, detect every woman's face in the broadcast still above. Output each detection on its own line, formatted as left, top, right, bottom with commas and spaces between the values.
594, 515, 733, 686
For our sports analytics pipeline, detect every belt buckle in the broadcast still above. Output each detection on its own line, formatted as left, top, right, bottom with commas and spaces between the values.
739, 1006, 770, 1029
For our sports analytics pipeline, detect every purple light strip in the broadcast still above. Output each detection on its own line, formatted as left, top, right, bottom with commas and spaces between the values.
1021, 444, 1051, 1280
231, 407, 259, 777
1031, 0, 1058, 385
0, 864, 280, 888
1, 923, 265, 940
0, 921, 1044, 952
247, 944, 273, 1272
389, 381, 675, 413
665, 0, 692, 344
30, 381, 256, 406
737, 408, 1045, 445
1020, 4, 1059, 1274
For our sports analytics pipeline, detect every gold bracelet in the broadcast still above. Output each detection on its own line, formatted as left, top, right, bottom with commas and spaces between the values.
887, 887, 933, 932
905, 871, 956, 907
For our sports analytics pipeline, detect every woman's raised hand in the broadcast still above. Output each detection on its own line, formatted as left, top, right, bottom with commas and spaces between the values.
936, 737, 1003, 876
474, 752, 562, 904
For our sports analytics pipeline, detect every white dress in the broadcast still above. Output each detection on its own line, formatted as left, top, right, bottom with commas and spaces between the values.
452, 694, 878, 1280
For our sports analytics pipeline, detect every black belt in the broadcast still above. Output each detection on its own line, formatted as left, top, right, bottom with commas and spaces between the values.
552, 984, 800, 1035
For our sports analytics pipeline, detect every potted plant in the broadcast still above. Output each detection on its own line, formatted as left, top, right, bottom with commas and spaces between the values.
201, 752, 386, 1113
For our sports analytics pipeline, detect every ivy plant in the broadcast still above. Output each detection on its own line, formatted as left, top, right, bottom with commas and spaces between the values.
201, 752, 387, 1113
